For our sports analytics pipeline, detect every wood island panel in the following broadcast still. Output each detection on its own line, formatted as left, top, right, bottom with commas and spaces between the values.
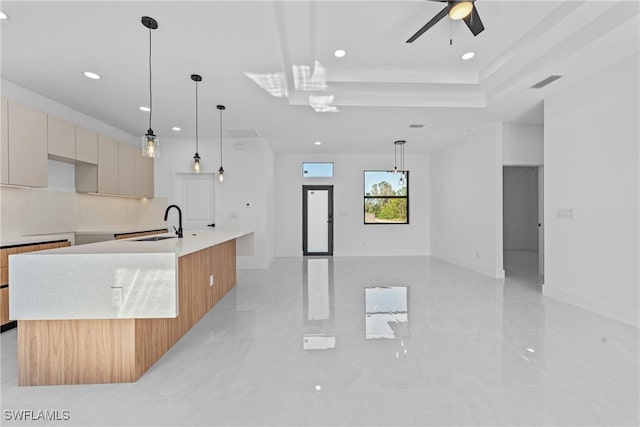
18, 319, 136, 385
18, 239, 237, 386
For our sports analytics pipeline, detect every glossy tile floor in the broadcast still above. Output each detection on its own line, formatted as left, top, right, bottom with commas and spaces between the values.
1, 253, 638, 426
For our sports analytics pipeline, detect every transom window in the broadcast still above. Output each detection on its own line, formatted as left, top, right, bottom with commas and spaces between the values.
302, 162, 334, 178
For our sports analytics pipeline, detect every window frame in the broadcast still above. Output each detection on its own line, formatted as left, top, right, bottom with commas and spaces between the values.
363, 170, 410, 225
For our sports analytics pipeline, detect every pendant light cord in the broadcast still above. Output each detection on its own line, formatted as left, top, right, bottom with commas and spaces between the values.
195, 80, 199, 152
148, 28, 153, 130
219, 108, 223, 166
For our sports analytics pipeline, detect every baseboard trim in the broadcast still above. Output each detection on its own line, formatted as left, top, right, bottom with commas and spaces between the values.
543, 285, 639, 328
431, 254, 505, 279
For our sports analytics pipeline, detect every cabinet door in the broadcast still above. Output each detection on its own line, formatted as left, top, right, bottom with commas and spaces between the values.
47, 115, 75, 160
135, 154, 154, 198
97, 134, 118, 194
118, 142, 136, 197
75, 126, 98, 164
1, 98, 8, 185
8, 101, 48, 187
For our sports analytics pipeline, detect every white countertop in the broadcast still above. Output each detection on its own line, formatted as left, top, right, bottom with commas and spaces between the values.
31, 229, 252, 257
9, 228, 253, 320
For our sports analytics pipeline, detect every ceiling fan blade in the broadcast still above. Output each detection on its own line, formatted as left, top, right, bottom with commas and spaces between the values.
406, 6, 449, 43
463, 5, 485, 36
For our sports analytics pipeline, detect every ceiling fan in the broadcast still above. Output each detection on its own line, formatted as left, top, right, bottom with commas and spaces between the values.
406, 0, 485, 43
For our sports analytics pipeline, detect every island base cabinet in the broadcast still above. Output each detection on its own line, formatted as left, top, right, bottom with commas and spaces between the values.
18, 240, 237, 386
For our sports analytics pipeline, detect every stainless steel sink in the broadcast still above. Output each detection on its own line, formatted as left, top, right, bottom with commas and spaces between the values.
133, 236, 177, 242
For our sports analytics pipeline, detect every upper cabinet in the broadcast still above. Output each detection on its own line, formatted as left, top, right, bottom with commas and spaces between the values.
47, 115, 76, 160
135, 154, 154, 198
1, 98, 8, 185
118, 141, 136, 197
7, 101, 48, 188
1, 99, 153, 198
75, 127, 98, 164
97, 134, 119, 195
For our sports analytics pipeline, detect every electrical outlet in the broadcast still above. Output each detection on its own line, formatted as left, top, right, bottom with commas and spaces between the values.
111, 287, 123, 307
209, 274, 214, 287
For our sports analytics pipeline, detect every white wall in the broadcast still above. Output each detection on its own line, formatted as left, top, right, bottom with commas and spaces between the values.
503, 123, 543, 166
430, 123, 504, 278
275, 152, 430, 257
503, 167, 538, 251
154, 136, 275, 269
543, 54, 639, 327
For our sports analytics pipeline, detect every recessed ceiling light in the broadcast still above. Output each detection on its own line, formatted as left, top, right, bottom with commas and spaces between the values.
461, 51, 475, 61
333, 49, 346, 58
172, 126, 181, 131
82, 71, 101, 80
0, 11, 8, 20
314, 141, 322, 145
139, 106, 151, 112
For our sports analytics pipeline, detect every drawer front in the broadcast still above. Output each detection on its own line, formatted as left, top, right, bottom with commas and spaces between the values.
0, 267, 7, 286
0, 287, 9, 326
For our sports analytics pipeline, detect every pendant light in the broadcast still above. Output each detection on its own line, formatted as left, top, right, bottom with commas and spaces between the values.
394, 140, 406, 185
217, 105, 226, 183
141, 16, 159, 158
191, 74, 202, 173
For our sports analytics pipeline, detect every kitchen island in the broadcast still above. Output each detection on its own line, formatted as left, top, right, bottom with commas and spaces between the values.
9, 229, 252, 386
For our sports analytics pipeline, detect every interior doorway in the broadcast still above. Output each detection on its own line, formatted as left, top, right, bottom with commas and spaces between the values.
502, 166, 544, 284
302, 185, 333, 256
173, 173, 215, 230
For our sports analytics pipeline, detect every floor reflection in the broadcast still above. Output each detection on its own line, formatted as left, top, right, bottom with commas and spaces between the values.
302, 257, 335, 350
365, 286, 408, 340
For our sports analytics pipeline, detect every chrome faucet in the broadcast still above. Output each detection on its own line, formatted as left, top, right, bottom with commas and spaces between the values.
164, 204, 183, 238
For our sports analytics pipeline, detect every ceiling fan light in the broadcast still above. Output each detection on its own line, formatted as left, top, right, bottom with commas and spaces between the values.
449, 1, 473, 20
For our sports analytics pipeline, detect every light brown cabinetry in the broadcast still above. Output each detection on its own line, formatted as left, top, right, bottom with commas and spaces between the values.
118, 142, 137, 197
18, 239, 237, 385
47, 115, 75, 160
1, 240, 71, 332
75, 126, 98, 164
135, 154, 154, 198
113, 229, 168, 240
7, 101, 48, 188
1, 98, 8, 184
97, 134, 119, 194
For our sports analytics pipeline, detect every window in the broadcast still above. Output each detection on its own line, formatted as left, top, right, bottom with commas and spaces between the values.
302, 162, 334, 178
364, 170, 409, 224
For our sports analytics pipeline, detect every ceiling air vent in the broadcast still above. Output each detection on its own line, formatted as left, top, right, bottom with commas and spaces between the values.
225, 129, 258, 138
531, 75, 563, 89
409, 124, 425, 128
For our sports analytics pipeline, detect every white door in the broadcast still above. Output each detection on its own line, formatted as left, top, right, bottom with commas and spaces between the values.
538, 166, 544, 278
173, 173, 215, 231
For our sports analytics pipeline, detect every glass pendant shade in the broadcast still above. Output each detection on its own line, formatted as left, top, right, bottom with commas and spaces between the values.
142, 129, 159, 158
192, 153, 201, 173
218, 166, 224, 183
